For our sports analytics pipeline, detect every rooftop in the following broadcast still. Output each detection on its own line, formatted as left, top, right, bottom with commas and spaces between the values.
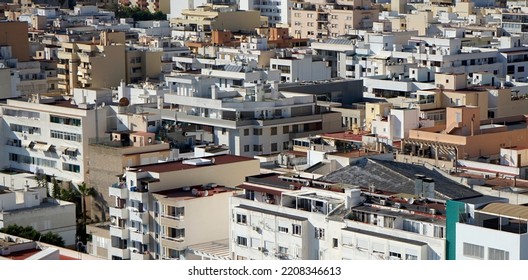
152, 185, 235, 201
130, 154, 255, 173
320, 158, 481, 200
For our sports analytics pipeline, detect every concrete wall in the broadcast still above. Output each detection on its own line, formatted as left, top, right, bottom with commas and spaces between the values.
0, 22, 30, 62
456, 222, 527, 260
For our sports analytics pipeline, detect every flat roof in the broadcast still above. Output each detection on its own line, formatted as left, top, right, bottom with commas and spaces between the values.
132, 155, 255, 173
235, 204, 308, 221
152, 186, 235, 201
479, 203, 528, 220
342, 227, 428, 247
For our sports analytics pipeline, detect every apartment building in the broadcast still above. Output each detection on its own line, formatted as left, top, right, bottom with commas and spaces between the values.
230, 173, 455, 260
171, 5, 263, 33
0, 185, 76, 246
270, 54, 332, 83
239, 0, 291, 26
57, 31, 126, 94
401, 105, 528, 165
158, 67, 343, 156
444, 195, 528, 260
0, 91, 111, 185
290, 0, 379, 39
104, 154, 260, 260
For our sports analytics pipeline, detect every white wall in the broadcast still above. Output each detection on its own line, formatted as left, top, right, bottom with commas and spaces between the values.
456, 223, 528, 260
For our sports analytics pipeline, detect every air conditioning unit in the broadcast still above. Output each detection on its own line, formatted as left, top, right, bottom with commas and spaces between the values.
258, 247, 267, 252
429, 208, 436, 215
380, 199, 386, 206
394, 202, 401, 209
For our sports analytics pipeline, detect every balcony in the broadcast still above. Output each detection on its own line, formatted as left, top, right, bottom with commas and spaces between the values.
129, 189, 149, 202
161, 236, 186, 250
57, 51, 75, 60
129, 209, 148, 223
110, 183, 128, 198
109, 225, 129, 239
130, 230, 150, 244
109, 207, 129, 219
109, 246, 130, 260
130, 250, 150, 260
160, 215, 185, 228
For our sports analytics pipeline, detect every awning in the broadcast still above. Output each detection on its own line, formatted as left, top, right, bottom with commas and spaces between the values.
34, 142, 53, 152
57, 146, 69, 153
58, 146, 78, 154
22, 140, 34, 148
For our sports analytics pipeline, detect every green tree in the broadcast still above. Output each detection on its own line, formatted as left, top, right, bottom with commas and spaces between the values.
51, 176, 61, 199
0, 224, 64, 247
77, 182, 96, 243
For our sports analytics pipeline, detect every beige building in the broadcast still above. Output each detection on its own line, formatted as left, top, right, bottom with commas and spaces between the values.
88, 131, 172, 222
101, 155, 260, 260
401, 106, 528, 164
57, 31, 126, 94
153, 186, 240, 260
290, 0, 378, 39
0, 21, 30, 62
171, 6, 263, 33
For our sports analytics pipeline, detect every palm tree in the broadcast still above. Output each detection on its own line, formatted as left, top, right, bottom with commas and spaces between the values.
77, 182, 96, 242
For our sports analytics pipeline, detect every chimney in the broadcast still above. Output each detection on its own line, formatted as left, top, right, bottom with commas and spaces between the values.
414, 174, 425, 197
211, 85, 217, 99
423, 178, 435, 198
345, 189, 361, 209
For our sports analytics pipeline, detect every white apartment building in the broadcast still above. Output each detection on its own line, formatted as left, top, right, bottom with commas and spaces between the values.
0, 185, 76, 246
239, 0, 291, 26
105, 154, 260, 260
445, 195, 523, 260
160, 67, 343, 156
230, 173, 448, 260
270, 54, 332, 83
0, 45, 48, 99
0, 91, 111, 185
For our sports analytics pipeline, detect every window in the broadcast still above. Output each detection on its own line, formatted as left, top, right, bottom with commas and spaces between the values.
237, 236, 248, 247
51, 130, 82, 142
434, 226, 444, 238
278, 246, 288, 254
271, 127, 277, 135
253, 145, 262, 152
236, 214, 247, 224
278, 226, 288, 233
221, 128, 226, 135
244, 129, 250, 136
283, 126, 289, 134
488, 248, 509, 260
63, 163, 80, 173
283, 141, 289, 150
389, 251, 402, 259
333, 238, 338, 248
50, 115, 81, 126
463, 243, 484, 259
315, 228, 325, 240
271, 143, 278, 152
518, 66, 525, 73
253, 128, 262, 135
292, 224, 302, 236
405, 254, 418, 260
245, 190, 255, 200
244, 145, 250, 152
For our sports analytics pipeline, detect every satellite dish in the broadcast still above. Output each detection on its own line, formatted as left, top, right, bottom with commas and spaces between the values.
408, 197, 415, 205
111, 216, 116, 223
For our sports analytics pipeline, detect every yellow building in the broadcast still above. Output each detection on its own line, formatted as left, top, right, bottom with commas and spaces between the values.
57, 31, 126, 94
171, 6, 262, 33
365, 102, 393, 132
